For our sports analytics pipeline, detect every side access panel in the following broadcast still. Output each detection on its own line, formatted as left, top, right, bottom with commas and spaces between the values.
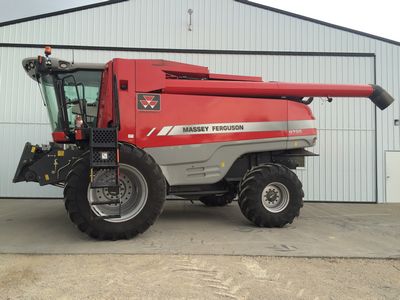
287, 101, 317, 150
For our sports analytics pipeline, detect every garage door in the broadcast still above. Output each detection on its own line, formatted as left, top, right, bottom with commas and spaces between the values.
0, 47, 375, 201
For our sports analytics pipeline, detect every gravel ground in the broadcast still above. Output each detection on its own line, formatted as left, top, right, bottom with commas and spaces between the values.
1, 254, 399, 299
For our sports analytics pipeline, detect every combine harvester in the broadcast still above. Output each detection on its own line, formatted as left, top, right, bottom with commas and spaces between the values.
13, 48, 394, 240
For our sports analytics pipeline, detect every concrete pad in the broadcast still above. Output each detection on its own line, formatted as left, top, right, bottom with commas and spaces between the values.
0, 199, 399, 258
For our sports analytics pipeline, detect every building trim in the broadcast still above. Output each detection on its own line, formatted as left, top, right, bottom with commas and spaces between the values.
0, 0, 128, 27
373, 56, 378, 203
235, 0, 400, 47
0, 43, 376, 58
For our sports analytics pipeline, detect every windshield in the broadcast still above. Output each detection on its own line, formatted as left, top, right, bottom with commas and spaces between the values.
40, 70, 102, 131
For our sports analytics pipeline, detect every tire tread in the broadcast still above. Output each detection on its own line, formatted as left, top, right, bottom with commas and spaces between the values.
64, 144, 165, 240
238, 163, 303, 228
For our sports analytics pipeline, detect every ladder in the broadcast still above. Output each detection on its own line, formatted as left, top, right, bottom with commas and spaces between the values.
89, 127, 121, 219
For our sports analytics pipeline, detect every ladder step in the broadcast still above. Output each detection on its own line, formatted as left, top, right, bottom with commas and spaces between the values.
89, 128, 121, 220
90, 128, 118, 148
90, 168, 119, 189
91, 200, 121, 205
90, 183, 119, 189
94, 214, 121, 220
91, 162, 119, 168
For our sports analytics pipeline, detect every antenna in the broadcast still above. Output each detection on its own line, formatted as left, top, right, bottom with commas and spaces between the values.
72, 49, 75, 64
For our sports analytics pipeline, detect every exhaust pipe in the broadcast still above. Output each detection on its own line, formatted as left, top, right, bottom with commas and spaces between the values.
369, 85, 395, 110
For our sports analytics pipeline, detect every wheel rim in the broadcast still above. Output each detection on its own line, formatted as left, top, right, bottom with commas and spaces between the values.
88, 164, 148, 223
261, 182, 290, 213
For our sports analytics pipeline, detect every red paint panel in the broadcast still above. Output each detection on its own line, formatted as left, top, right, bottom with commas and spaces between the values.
97, 62, 113, 129
137, 93, 287, 122
208, 73, 262, 82
135, 94, 292, 148
135, 60, 209, 93
98, 59, 319, 150
52, 131, 68, 142
134, 93, 318, 148
113, 59, 137, 145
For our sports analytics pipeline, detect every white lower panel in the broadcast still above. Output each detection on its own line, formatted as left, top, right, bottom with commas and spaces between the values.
385, 151, 400, 203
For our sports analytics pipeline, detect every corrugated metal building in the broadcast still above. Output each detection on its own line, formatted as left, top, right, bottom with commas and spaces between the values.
0, 0, 399, 202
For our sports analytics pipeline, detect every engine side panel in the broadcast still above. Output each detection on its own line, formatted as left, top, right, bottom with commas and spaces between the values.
133, 94, 316, 185
146, 136, 315, 186
135, 94, 290, 148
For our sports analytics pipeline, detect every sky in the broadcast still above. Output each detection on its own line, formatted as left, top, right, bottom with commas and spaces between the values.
0, 0, 399, 42
255, 0, 400, 42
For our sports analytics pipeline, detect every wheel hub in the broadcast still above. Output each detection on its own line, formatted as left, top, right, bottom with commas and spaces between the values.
261, 182, 290, 213
95, 175, 132, 206
266, 189, 279, 203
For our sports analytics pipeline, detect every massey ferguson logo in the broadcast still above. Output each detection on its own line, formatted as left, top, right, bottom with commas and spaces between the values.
137, 94, 161, 111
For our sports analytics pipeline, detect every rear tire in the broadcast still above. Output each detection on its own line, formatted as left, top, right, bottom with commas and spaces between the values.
64, 144, 165, 240
199, 193, 234, 207
238, 164, 303, 227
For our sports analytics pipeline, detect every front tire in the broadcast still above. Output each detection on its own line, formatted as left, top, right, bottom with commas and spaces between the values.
64, 144, 166, 240
238, 164, 303, 227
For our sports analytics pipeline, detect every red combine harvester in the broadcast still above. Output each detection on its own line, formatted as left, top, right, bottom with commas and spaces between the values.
13, 48, 394, 240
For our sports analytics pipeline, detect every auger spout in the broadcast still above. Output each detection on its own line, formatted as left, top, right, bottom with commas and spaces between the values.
162, 80, 394, 110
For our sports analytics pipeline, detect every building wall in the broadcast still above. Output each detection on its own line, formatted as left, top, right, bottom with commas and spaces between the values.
0, 0, 399, 201
0, 47, 377, 201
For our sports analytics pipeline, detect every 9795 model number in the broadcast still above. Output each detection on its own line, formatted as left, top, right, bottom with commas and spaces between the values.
288, 129, 303, 135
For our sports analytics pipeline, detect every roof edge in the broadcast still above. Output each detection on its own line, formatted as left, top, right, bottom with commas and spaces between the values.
0, 0, 128, 28
235, 0, 400, 47
0, 42, 376, 57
